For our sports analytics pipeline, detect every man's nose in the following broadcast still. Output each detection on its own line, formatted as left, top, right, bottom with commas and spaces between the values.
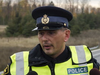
41, 33, 48, 41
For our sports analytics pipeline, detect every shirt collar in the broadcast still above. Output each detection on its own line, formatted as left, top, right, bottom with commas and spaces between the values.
42, 46, 71, 63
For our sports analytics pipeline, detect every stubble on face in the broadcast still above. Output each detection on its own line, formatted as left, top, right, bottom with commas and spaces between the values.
38, 29, 67, 58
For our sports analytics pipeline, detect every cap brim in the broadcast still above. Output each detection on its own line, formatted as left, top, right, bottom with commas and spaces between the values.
32, 27, 38, 31
32, 27, 64, 31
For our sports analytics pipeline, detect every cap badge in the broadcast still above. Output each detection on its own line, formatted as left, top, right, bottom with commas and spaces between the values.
64, 23, 66, 26
41, 14, 49, 24
43, 26, 49, 29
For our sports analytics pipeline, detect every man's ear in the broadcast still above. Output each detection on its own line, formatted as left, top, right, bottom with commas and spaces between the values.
64, 29, 70, 42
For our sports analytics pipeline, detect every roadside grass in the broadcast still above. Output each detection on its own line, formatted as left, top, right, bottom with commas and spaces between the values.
66, 29, 100, 48
0, 36, 39, 48
0, 25, 7, 33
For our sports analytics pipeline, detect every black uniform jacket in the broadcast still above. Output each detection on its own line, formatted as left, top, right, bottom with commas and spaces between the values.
4, 44, 100, 75
29, 44, 99, 69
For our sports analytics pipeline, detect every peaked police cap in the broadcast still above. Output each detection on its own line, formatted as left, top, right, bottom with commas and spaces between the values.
32, 6, 73, 31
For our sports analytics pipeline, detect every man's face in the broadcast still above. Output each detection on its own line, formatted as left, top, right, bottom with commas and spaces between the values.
38, 29, 70, 58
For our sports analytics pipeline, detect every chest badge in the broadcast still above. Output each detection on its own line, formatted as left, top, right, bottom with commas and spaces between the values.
67, 67, 88, 74
41, 14, 49, 24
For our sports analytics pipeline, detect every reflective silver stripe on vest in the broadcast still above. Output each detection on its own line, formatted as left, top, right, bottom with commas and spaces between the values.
75, 46, 88, 75
81, 74, 88, 75
16, 52, 24, 75
75, 45, 86, 63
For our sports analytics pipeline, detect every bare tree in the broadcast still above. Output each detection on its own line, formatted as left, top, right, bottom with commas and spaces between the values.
64, 0, 75, 13
48, 1, 55, 6
0, 0, 3, 7
29, 0, 39, 10
1, 0, 12, 24
76, 0, 79, 14
96, 8, 100, 13
20, 0, 29, 8
29, 0, 37, 5
5, 0, 12, 17
80, 0, 90, 13
15, 0, 20, 3
41, 0, 46, 6
84, 4, 91, 13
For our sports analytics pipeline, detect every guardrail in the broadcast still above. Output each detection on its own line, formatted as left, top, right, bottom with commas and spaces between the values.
0, 71, 3, 75
89, 45, 100, 50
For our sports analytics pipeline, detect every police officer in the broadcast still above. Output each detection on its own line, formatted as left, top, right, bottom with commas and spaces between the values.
2, 6, 99, 75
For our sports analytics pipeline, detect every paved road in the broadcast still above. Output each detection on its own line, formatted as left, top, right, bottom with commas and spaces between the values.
0, 71, 2, 75
0, 49, 100, 75
92, 49, 100, 65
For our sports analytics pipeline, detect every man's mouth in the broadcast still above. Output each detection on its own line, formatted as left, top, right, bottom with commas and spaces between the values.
43, 45, 52, 50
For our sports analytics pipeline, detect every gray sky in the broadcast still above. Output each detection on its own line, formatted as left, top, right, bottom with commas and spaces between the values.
53, 0, 100, 8
3, 0, 100, 8
90, 0, 100, 8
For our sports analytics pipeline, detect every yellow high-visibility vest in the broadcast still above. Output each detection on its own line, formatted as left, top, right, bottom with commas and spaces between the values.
10, 45, 93, 75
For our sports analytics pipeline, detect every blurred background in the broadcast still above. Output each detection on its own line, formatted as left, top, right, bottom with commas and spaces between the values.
0, 0, 100, 71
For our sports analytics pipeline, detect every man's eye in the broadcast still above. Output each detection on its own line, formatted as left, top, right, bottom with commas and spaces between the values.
49, 32, 53, 34
39, 32, 44, 35
48, 31, 56, 35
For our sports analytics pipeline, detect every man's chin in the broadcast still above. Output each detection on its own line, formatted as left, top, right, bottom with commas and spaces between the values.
44, 50, 53, 54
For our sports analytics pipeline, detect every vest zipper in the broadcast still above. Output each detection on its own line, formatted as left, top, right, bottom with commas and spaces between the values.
51, 67, 55, 75
48, 62, 55, 75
